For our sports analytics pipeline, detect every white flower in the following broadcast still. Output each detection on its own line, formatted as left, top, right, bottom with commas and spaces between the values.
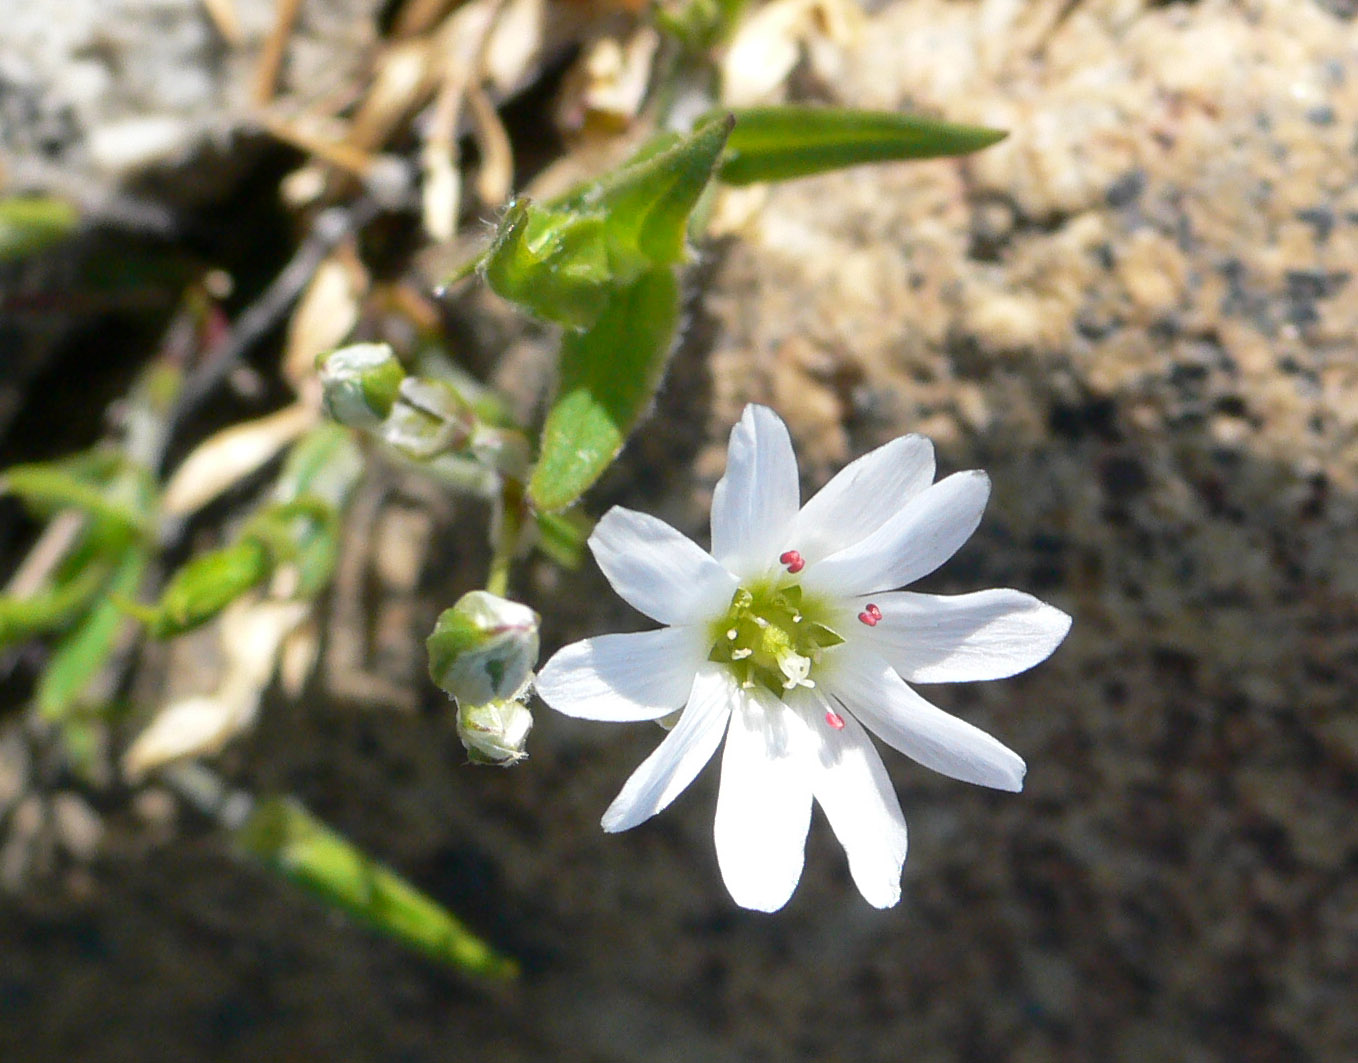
535, 405, 1071, 912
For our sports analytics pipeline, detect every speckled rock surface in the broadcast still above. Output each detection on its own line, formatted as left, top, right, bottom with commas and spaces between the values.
1, 0, 379, 194
4, 1, 1358, 1061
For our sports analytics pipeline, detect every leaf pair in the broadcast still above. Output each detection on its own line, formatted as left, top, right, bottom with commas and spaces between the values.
479, 107, 1004, 515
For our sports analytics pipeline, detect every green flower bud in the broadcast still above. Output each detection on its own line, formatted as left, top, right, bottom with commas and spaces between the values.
381, 377, 476, 460
317, 343, 406, 428
427, 591, 539, 706
456, 697, 533, 766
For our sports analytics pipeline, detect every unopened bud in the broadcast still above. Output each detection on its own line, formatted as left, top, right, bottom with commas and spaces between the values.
456, 697, 533, 765
382, 377, 476, 460
317, 343, 405, 428
427, 591, 539, 706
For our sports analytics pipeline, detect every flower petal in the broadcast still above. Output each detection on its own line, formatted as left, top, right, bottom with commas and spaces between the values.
791, 691, 909, 908
590, 507, 738, 625
713, 687, 813, 911
601, 666, 735, 832
535, 626, 707, 721
801, 470, 990, 597
710, 404, 800, 578
790, 434, 935, 563
853, 589, 1072, 683
821, 642, 1026, 791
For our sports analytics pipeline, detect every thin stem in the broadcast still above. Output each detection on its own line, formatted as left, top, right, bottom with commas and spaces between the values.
485, 477, 525, 598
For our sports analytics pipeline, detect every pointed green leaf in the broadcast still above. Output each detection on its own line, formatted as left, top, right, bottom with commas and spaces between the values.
0, 560, 111, 649
713, 106, 1007, 185
528, 268, 680, 512
144, 539, 272, 639
1, 463, 148, 542
235, 796, 517, 978
37, 544, 148, 721
587, 114, 733, 265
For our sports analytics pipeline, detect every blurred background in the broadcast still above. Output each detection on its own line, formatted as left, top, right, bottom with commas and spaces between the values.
2, 0, 1355, 1060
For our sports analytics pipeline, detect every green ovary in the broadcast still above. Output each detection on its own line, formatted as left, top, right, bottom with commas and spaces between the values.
708, 581, 845, 698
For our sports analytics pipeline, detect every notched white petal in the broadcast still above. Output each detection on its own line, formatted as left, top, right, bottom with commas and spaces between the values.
791, 433, 935, 564
589, 507, 737, 626
602, 667, 735, 832
535, 627, 706, 721
792, 692, 908, 908
803, 470, 990, 597
822, 643, 1026, 791
857, 589, 1071, 683
713, 687, 813, 912
711, 404, 800, 578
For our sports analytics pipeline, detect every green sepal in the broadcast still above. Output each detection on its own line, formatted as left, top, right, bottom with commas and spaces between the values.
713, 106, 1008, 185
235, 796, 518, 978
528, 267, 680, 512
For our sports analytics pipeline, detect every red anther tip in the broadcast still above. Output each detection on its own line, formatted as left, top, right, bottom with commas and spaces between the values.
857, 607, 880, 627
825, 711, 845, 730
779, 550, 805, 574
867, 603, 882, 621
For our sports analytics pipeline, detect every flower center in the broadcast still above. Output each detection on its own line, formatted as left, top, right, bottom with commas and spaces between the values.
708, 579, 844, 698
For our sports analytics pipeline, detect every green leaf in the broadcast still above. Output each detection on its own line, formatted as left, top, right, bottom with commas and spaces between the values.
274, 424, 365, 509
0, 196, 80, 263
37, 544, 148, 721
143, 539, 273, 639
586, 114, 733, 266
1, 462, 148, 543
528, 268, 680, 512
235, 796, 518, 979
713, 106, 1008, 185
482, 200, 618, 328
533, 509, 592, 569
0, 560, 111, 649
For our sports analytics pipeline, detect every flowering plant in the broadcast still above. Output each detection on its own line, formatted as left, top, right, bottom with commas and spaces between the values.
537, 405, 1071, 911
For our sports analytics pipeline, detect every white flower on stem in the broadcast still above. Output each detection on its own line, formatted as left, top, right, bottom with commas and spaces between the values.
535, 405, 1071, 912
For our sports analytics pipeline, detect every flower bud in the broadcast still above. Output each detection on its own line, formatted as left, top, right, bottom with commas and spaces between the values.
456, 697, 533, 765
427, 591, 539, 706
317, 343, 405, 428
381, 377, 476, 460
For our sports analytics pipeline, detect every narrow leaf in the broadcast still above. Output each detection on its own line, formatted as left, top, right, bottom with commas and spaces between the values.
528, 268, 680, 512
37, 545, 148, 721
0, 561, 111, 649
1, 464, 147, 541
587, 114, 733, 265
235, 796, 518, 978
144, 539, 273, 639
714, 106, 1007, 185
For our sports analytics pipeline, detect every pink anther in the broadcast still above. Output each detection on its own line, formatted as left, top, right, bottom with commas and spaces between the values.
825, 710, 846, 730
857, 603, 882, 626
779, 549, 805, 574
